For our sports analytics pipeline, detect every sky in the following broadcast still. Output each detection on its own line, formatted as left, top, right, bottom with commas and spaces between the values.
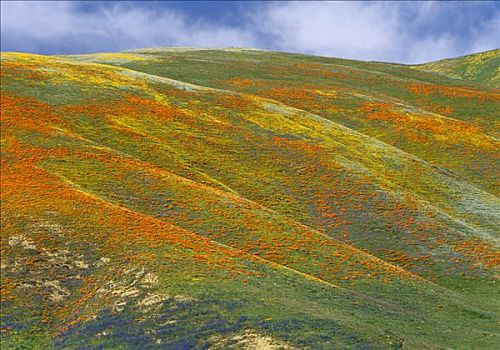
1, 1, 499, 64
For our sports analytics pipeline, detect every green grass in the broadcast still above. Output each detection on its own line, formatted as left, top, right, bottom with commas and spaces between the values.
1, 48, 499, 349
411, 49, 500, 87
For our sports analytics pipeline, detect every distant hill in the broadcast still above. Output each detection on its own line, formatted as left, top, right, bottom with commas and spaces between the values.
1, 48, 498, 349
411, 49, 500, 87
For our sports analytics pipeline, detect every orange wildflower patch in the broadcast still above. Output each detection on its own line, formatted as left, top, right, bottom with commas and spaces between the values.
60, 94, 185, 123
272, 136, 322, 154
425, 104, 454, 116
227, 78, 255, 88
0, 60, 46, 80
1, 94, 62, 134
124, 95, 182, 123
360, 102, 400, 122
450, 239, 500, 269
360, 101, 487, 142
407, 83, 500, 102
214, 94, 251, 111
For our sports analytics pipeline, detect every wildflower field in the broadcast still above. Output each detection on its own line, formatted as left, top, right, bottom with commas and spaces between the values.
1, 48, 499, 349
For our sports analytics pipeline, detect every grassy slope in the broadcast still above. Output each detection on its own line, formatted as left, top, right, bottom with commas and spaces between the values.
411, 49, 500, 88
81, 48, 499, 196
0, 51, 498, 349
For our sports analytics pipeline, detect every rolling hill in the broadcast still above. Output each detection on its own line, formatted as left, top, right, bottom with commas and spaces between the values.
1, 48, 499, 349
411, 49, 500, 88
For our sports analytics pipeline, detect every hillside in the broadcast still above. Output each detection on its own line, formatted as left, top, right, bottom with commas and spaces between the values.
1, 49, 499, 349
411, 49, 500, 88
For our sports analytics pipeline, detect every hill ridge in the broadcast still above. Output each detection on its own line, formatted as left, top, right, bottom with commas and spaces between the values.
411, 48, 500, 87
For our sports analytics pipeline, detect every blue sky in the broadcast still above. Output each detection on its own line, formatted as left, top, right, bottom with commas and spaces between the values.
1, 1, 499, 63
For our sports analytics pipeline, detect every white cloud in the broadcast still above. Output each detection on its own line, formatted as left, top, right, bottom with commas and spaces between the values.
1, 1, 498, 63
255, 2, 403, 61
470, 15, 500, 54
0, 1, 256, 54
256, 1, 499, 63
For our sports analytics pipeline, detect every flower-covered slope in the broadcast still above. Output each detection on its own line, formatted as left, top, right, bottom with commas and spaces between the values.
411, 49, 500, 88
1, 51, 498, 349
95, 48, 499, 195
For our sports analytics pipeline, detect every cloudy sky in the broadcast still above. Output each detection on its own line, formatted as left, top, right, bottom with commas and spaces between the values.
1, 1, 499, 64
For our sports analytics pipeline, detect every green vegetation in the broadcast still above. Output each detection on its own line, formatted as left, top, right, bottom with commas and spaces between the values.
1, 49, 499, 349
411, 49, 500, 87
